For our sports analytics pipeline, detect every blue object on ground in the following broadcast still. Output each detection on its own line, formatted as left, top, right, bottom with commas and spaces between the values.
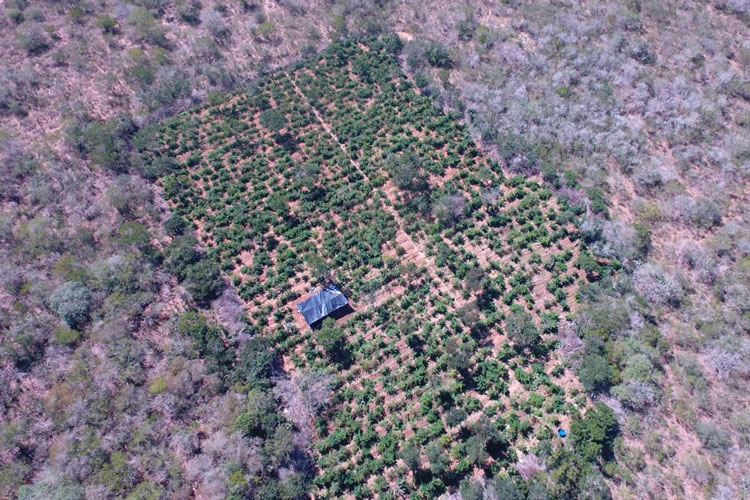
558, 428, 567, 438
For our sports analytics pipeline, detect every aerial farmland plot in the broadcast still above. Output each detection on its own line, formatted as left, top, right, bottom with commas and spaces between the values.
140, 37, 606, 498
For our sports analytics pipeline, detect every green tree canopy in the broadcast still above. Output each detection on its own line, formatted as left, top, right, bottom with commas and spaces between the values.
48, 281, 91, 329
234, 336, 275, 387
571, 402, 619, 462
316, 318, 348, 364
259, 109, 287, 133
505, 309, 541, 349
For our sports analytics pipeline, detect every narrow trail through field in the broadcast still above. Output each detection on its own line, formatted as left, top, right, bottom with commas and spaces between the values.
288, 76, 461, 303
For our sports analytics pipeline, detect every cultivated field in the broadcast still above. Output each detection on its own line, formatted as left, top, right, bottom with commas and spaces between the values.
140, 38, 611, 498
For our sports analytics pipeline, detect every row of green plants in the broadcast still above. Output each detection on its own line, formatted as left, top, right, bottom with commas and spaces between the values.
138, 36, 617, 498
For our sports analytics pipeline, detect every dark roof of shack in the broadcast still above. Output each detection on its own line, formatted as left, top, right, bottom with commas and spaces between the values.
297, 285, 348, 326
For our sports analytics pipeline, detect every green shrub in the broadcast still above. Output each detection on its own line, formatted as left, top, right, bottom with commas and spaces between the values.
177, 0, 202, 25
17, 27, 51, 55
234, 336, 274, 387
445, 406, 467, 427
695, 421, 732, 452
317, 318, 350, 364
165, 214, 189, 236
164, 236, 200, 278
183, 259, 224, 304
255, 21, 276, 40
380, 32, 403, 54
424, 42, 452, 68
17, 479, 84, 500
6, 8, 24, 23
571, 402, 618, 462
48, 281, 91, 329
95, 15, 118, 34
66, 114, 136, 173
578, 353, 613, 394
127, 7, 169, 47
504, 309, 540, 349
175, 312, 233, 373
148, 376, 167, 395
52, 325, 81, 345
259, 109, 286, 133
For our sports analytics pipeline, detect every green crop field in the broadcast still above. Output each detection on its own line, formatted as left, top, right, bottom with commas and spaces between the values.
138, 37, 613, 498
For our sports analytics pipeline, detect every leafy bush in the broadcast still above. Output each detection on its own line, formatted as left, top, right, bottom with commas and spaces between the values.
127, 7, 169, 47
611, 380, 660, 411
695, 421, 732, 452
400, 444, 421, 471
7, 8, 24, 23
17, 478, 84, 500
316, 318, 349, 364
52, 325, 81, 346
380, 32, 403, 54
504, 309, 540, 349
177, 0, 202, 25
164, 236, 200, 277
571, 403, 618, 461
165, 236, 224, 304
386, 152, 428, 192
140, 67, 191, 111
689, 197, 722, 229
165, 214, 189, 236
95, 15, 118, 34
577, 469, 612, 500
235, 336, 274, 387
48, 281, 91, 328
254, 21, 276, 40
66, 114, 136, 173
176, 312, 233, 374
629, 42, 655, 64
424, 42, 452, 68
259, 109, 286, 133
17, 26, 51, 55
191, 36, 221, 62
444, 406, 467, 427
426, 442, 449, 476
589, 219, 650, 266
486, 477, 522, 500
458, 478, 484, 500
183, 259, 224, 304
432, 194, 466, 225
457, 18, 476, 41
577, 336, 613, 393
236, 389, 281, 438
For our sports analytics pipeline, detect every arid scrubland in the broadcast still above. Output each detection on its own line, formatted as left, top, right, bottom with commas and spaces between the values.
1, 0, 748, 499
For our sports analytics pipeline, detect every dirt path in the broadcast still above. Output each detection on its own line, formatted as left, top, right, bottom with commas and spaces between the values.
288, 76, 461, 303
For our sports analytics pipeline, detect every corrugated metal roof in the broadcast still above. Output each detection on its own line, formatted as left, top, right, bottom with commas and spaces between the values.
297, 285, 348, 327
